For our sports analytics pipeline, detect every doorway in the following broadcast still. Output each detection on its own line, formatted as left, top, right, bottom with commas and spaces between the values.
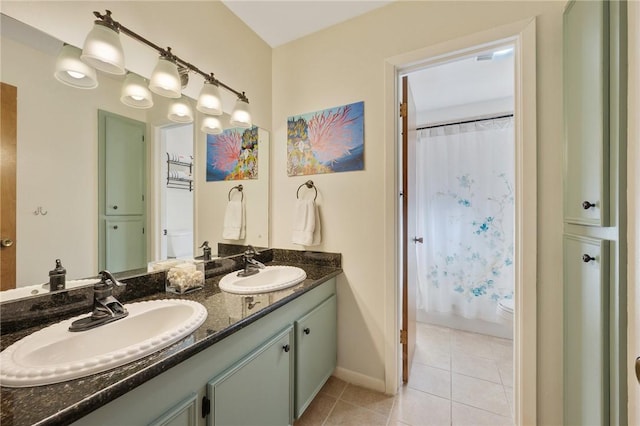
157, 124, 195, 261
385, 18, 538, 425
400, 44, 516, 421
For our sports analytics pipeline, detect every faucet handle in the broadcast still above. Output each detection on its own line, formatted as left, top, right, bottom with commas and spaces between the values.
98, 270, 125, 287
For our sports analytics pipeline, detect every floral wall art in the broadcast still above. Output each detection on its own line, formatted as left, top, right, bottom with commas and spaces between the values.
206, 126, 259, 181
287, 101, 364, 176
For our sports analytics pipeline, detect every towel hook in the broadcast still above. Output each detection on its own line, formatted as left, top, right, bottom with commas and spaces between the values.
228, 184, 244, 201
296, 180, 317, 201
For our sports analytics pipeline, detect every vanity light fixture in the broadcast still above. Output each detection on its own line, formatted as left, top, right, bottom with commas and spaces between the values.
149, 51, 182, 99
168, 97, 194, 123
80, 11, 125, 75
229, 94, 252, 128
54, 44, 98, 89
201, 116, 223, 134
120, 73, 154, 108
196, 75, 223, 116
77, 9, 252, 128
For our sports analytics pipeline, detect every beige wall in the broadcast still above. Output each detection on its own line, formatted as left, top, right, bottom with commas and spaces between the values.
272, 1, 564, 423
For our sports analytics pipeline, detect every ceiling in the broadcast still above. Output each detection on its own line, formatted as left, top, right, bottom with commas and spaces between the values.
221, 0, 394, 48
222, 1, 514, 118
407, 50, 515, 117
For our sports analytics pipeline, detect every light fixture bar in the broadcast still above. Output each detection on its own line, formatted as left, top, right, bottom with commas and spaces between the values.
92, 10, 250, 103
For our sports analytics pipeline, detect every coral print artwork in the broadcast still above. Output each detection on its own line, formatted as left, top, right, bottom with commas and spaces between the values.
206, 126, 258, 181
287, 101, 364, 176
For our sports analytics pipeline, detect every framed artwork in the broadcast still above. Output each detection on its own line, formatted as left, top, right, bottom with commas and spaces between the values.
206, 126, 258, 181
287, 101, 364, 176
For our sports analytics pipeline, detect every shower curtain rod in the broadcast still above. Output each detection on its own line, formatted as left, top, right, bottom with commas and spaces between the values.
417, 113, 514, 130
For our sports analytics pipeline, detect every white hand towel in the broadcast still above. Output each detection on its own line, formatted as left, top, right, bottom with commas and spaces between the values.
222, 200, 245, 240
292, 199, 315, 246
310, 204, 321, 246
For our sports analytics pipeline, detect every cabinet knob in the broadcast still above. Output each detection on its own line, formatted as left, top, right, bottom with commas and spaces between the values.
582, 254, 596, 263
113, 225, 118, 230
303, 327, 311, 335
1, 238, 14, 248
113, 205, 118, 210
582, 201, 596, 210
282, 344, 290, 353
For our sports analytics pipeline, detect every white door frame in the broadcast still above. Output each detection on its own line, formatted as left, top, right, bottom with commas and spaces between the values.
627, 2, 639, 424
383, 17, 537, 425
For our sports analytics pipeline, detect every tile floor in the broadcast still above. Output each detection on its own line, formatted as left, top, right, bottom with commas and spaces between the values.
296, 322, 514, 426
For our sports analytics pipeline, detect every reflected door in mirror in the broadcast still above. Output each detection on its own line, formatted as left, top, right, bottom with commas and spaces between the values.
1, 83, 17, 290
99, 111, 147, 272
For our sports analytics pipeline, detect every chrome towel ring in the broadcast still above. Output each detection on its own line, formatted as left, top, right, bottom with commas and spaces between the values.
296, 180, 317, 201
228, 184, 244, 201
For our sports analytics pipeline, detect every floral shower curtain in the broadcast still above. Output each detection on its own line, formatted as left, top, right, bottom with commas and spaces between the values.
416, 116, 515, 322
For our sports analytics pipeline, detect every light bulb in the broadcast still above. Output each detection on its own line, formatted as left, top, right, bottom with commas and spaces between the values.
149, 56, 182, 99
80, 21, 125, 75
120, 73, 153, 109
54, 44, 98, 89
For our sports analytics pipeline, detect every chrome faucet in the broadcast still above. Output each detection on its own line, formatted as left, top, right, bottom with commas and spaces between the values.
237, 245, 265, 277
68, 270, 128, 332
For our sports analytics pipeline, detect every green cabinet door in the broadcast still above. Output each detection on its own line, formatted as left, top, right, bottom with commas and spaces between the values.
563, 0, 609, 226
104, 113, 146, 216
149, 394, 198, 426
98, 110, 147, 272
207, 326, 294, 426
294, 295, 337, 419
564, 234, 609, 425
105, 218, 146, 272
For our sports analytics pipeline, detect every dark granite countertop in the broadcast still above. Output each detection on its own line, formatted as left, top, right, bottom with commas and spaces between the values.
0, 249, 341, 426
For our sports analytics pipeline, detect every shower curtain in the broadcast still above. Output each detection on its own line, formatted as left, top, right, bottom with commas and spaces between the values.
416, 116, 514, 323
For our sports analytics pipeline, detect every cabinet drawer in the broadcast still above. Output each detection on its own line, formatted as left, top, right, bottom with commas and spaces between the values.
563, 0, 609, 226
295, 295, 337, 418
563, 234, 609, 425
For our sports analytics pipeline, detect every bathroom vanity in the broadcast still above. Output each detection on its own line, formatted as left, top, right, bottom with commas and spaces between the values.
0, 249, 341, 426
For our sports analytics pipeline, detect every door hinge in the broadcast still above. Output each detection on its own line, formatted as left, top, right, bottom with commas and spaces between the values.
400, 102, 407, 118
142, 194, 145, 201
142, 227, 145, 235
142, 135, 145, 142
400, 329, 408, 344
201, 396, 211, 418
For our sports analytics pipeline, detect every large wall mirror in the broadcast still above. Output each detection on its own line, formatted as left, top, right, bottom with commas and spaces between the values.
0, 13, 269, 291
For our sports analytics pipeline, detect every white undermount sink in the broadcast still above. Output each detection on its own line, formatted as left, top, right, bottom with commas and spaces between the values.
219, 266, 307, 294
0, 299, 207, 387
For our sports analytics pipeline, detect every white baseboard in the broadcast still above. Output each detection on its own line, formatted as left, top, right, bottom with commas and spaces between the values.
332, 367, 387, 394
417, 310, 513, 340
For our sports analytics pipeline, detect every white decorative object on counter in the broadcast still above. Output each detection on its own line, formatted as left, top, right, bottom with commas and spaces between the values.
166, 261, 204, 294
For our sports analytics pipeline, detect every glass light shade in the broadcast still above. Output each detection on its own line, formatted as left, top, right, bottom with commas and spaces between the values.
120, 73, 153, 109
168, 98, 194, 123
149, 57, 182, 98
80, 22, 125, 75
54, 44, 98, 89
196, 82, 223, 115
201, 116, 223, 134
229, 98, 252, 128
